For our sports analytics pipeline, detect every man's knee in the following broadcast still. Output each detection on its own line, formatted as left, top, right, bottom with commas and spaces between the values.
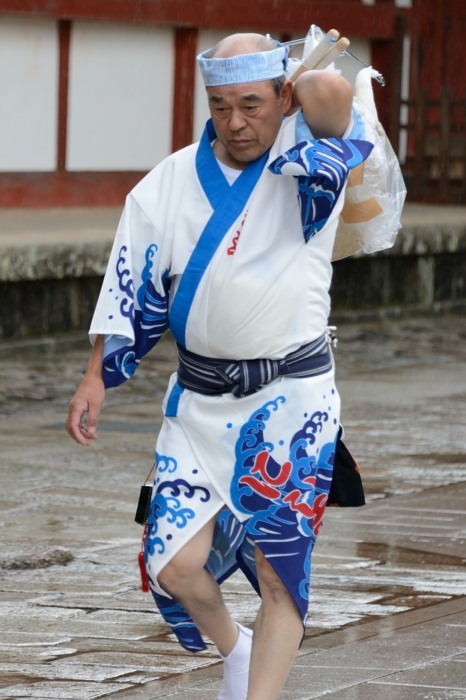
255, 547, 290, 604
157, 559, 183, 597
155, 515, 218, 596
157, 548, 205, 597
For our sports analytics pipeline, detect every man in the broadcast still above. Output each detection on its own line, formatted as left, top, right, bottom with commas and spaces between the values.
67, 33, 400, 700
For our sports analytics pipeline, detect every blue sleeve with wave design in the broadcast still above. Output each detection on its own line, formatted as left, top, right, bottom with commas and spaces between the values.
101, 247, 170, 388
269, 137, 373, 242
89, 193, 172, 389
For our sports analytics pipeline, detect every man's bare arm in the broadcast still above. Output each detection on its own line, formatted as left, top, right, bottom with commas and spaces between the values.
66, 334, 106, 447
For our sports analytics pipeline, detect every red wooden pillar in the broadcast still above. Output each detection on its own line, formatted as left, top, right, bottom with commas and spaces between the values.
172, 27, 199, 153
57, 19, 71, 171
371, 38, 393, 132
386, 13, 405, 155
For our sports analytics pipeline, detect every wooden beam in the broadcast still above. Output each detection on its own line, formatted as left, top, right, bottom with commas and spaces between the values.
0, 0, 399, 38
172, 27, 198, 152
57, 19, 70, 171
0, 171, 146, 207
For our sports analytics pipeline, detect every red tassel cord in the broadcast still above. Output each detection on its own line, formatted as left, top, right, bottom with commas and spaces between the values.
137, 463, 154, 593
138, 527, 150, 593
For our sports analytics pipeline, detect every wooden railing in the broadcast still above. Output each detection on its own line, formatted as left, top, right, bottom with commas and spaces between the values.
398, 87, 466, 205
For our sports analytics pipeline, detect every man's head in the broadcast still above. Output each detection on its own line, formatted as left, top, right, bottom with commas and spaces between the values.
198, 33, 288, 88
197, 33, 293, 169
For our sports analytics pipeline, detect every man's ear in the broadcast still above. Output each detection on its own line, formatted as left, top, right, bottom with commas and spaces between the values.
280, 79, 294, 114
282, 79, 299, 117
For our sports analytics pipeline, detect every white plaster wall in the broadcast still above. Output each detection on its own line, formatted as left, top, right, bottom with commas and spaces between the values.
67, 22, 174, 170
0, 17, 58, 171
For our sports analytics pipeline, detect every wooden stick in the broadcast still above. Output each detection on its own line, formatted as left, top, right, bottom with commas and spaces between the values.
313, 37, 350, 70
289, 28, 340, 81
289, 33, 350, 81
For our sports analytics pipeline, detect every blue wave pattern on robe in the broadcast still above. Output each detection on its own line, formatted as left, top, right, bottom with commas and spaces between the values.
144, 394, 337, 651
230, 396, 336, 621
269, 138, 373, 242
148, 593, 207, 652
101, 243, 170, 388
145, 451, 212, 557
144, 469, 214, 652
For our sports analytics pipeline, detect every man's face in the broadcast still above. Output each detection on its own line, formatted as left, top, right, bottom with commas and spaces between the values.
207, 79, 292, 169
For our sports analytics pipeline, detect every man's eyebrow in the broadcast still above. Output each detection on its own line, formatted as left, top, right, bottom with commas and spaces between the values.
208, 94, 264, 104
240, 94, 263, 102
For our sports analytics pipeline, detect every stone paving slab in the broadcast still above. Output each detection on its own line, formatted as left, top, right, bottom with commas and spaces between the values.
105, 599, 466, 700
0, 682, 134, 699
322, 686, 466, 699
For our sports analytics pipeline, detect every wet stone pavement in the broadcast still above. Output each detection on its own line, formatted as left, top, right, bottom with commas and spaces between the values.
0, 315, 465, 699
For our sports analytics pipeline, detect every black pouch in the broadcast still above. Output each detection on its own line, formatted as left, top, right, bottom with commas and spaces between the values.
134, 484, 153, 525
328, 428, 366, 507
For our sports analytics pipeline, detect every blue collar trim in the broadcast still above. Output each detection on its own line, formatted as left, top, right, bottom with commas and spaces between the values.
169, 120, 269, 348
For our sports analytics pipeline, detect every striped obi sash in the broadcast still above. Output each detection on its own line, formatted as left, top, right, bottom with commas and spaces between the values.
176, 333, 332, 398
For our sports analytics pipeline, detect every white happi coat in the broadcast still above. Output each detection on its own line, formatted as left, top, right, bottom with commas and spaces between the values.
89, 105, 403, 651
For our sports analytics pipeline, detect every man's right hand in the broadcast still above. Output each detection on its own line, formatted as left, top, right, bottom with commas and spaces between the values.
66, 334, 105, 447
66, 375, 105, 446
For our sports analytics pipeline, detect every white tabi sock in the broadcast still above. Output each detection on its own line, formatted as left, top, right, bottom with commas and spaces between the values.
217, 623, 253, 700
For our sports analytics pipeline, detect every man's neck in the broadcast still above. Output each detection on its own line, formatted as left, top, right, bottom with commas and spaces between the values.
213, 139, 247, 171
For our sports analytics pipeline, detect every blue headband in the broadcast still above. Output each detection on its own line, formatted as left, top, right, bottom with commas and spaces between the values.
197, 45, 289, 87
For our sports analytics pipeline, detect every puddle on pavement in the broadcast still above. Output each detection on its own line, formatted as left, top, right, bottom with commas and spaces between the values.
355, 541, 464, 567
307, 534, 466, 633
407, 452, 466, 465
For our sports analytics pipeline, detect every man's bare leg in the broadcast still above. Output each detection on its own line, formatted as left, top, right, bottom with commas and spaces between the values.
246, 546, 303, 700
157, 513, 238, 656
157, 514, 253, 699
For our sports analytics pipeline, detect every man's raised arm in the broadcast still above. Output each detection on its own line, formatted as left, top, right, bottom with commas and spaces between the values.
293, 70, 354, 139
